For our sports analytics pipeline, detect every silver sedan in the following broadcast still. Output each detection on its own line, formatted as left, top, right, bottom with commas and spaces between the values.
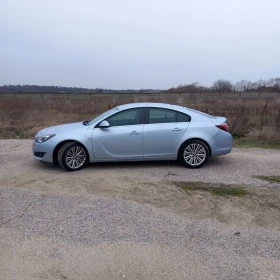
33, 103, 232, 171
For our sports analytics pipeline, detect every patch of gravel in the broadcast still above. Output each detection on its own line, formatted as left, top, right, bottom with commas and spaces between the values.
0, 140, 280, 279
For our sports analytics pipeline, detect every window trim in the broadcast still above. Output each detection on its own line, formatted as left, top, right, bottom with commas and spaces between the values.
144, 107, 191, 124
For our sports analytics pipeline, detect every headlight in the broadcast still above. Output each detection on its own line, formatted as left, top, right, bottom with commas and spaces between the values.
35, 134, 56, 143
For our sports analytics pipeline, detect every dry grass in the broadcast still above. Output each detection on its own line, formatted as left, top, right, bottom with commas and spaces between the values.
0, 94, 279, 147
191, 102, 280, 147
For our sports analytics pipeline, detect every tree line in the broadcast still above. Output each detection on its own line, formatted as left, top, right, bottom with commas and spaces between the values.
167, 78, 280, 93
0, 85, 161, 94
0, 78, 280, 93
0, 85, 104, 93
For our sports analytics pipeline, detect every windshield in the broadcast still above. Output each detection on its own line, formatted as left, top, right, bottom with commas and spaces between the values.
88, 107, 119, 125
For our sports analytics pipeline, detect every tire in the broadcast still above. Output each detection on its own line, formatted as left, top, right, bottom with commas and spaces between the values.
57, 142, 88, 171
179, 140, 209, 168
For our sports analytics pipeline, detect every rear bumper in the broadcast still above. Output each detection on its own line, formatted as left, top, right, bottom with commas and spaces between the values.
211, 130, 233, 157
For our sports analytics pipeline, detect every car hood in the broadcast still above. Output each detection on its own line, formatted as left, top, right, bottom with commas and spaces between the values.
38, 122, 85, 135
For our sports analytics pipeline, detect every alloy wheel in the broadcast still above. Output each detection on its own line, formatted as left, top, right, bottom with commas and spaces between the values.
65, 146, 87, 169
183, 143, 207, 167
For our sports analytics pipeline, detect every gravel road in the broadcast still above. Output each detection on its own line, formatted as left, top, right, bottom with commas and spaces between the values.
0, 140, 280, 280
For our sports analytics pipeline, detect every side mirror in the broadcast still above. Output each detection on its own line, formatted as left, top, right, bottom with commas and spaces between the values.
99, 120, 110, 128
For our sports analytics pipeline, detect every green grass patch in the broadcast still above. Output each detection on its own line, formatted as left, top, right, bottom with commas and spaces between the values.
256, 176, 280, 183
175, 181, 248, 197
233, 137, 280, 149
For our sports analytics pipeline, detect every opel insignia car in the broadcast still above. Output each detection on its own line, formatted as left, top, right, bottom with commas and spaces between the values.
33, 103, 232, 171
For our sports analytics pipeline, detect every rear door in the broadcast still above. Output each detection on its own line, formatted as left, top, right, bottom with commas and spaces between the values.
143, 108, 190, 158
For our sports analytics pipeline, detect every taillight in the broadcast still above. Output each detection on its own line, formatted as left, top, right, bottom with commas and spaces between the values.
216, 124, 229, 132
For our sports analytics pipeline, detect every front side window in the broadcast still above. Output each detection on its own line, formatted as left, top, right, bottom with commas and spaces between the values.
106, 108, 142, 127
148, 108, 190, 124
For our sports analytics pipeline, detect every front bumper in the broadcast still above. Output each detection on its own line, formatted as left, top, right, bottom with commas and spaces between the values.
32, 140, 55, 163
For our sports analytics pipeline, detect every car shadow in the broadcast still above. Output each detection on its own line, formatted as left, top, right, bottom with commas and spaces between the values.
88, 160, 181, 169
85, 156, 229, 170
32, 156, 230, 172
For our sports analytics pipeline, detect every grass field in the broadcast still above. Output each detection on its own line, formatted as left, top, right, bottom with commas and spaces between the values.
0, 93, 279, 148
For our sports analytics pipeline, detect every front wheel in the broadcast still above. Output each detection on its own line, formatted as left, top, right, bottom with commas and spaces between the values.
57, 142, 88, 171
179, 140, 209, 168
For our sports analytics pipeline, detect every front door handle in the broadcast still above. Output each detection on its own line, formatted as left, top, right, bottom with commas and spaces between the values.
172, 128, 182, 131
130, 131, 140, 135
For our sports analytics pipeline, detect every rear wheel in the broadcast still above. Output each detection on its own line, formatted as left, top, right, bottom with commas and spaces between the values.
57, 142, 88, 171
179, 140, 209, 168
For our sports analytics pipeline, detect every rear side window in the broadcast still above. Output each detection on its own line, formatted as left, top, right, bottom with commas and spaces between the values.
148, 108, 176, 124
148, 108, 191, 124
177, 112, 191, 122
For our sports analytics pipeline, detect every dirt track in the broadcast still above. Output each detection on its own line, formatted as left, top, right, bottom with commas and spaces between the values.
1, 140, 280, 279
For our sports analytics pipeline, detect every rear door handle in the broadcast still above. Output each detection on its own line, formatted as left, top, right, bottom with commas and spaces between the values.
130, 131, 140, 135
172, 128, 182, 131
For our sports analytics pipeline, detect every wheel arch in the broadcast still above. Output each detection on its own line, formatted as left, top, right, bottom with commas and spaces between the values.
53, 140, 89, 165
177, 138, 212, 160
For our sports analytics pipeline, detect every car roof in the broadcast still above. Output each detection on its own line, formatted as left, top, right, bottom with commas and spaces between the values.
116, 102, 187, 112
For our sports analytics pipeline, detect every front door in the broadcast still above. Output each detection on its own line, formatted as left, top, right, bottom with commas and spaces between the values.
91, 108, 144, 160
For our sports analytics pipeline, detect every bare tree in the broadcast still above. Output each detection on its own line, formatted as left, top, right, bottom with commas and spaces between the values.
212, 79, 233, 93
235, 80, 253, 92
269, 78, 280, 92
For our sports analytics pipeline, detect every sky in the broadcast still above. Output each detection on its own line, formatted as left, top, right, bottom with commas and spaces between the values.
0, 0, 279, 89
